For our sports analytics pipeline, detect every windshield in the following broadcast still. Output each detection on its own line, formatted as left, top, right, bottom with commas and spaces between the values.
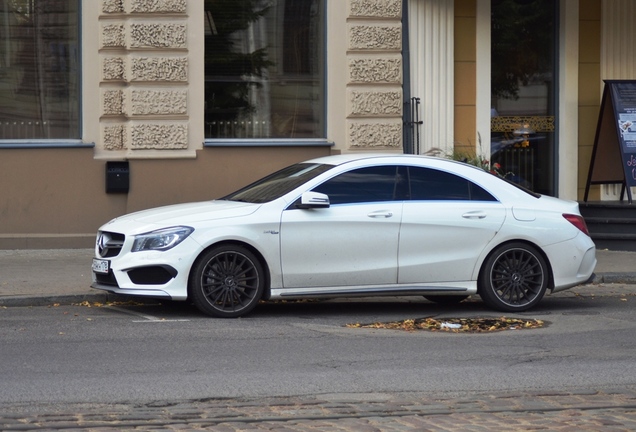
222, 163, 335, 203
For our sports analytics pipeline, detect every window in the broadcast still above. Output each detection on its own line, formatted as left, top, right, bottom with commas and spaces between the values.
223, 162, 333, 203
408, 167, 496, 201
312, 166, 402, 205
490, 0, 558, 196
204, 0, 324, 140
0, 1, 80, 140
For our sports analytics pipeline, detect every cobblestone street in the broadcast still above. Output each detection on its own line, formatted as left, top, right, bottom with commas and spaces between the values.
2, 389, 636, 431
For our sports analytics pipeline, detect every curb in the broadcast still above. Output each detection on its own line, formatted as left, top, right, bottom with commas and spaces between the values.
0, 293, 160, 308
594, 272, 636, 285
2, 272, 636, 309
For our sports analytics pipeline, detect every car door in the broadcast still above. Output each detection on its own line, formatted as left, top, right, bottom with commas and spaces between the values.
398, 166, 506, 283
280, 165, 403, 288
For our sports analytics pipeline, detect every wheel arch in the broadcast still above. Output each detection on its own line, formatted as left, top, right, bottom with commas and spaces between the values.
477, 239, 555, 294
187, 240, 272, 301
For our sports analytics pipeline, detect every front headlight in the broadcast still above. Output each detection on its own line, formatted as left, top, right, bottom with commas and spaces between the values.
131, 226, 194, 252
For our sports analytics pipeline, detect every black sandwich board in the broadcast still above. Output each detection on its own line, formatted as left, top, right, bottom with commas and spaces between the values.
584, 80, 636, 204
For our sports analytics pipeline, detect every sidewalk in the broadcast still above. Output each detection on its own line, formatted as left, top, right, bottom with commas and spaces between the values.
0, 248, 635, 307
2, 388, 636, 431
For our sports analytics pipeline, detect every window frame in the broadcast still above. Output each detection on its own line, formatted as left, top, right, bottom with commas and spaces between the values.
309, 164, 499, 205
0, 0, 83, 148
203, 0, 328, 147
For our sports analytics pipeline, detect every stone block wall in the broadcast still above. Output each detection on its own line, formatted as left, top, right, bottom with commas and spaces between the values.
346, 0, 403, 150
95, 0, 406, 155
99, 0, 190, 155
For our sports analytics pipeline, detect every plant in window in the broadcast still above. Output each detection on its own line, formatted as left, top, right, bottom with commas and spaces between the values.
449, 139, 513, 180
491, 0, 553, 101
204, 0, 274, 130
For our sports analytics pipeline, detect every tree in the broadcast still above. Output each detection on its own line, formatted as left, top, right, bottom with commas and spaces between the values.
204, 0, 274, 132
491, 0, 554, 100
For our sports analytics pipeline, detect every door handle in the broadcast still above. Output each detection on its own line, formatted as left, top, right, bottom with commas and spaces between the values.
462, 211, 487, 219
368, 210, 393, 218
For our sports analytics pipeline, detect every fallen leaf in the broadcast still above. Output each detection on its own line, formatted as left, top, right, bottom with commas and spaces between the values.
347, 317, 544, 333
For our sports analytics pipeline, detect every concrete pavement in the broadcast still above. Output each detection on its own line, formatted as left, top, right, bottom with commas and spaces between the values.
0, 248, 635, 307
1, 249, 636, 430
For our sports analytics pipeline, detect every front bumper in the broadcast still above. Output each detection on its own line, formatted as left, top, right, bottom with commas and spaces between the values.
91, 236, 202, 301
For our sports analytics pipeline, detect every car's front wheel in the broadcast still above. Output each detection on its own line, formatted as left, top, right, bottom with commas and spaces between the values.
478, 243, 548, 312
190, 244, 265, 318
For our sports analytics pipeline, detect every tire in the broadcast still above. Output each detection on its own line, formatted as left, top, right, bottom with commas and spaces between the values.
478, 243, 548, 312
190, 244, 265, 318
423, 295, 469, 304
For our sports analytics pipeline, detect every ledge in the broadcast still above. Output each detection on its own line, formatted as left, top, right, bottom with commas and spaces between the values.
0, 140, 95, 149
204, 139, 334, 148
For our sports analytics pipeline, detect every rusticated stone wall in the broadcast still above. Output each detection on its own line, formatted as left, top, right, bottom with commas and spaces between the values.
96, 0, 404, 154
99, 0, 190, 155
346, 0, 403, 150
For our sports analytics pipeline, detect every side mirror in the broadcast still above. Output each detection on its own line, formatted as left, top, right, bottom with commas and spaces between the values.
297, 191, 330, 209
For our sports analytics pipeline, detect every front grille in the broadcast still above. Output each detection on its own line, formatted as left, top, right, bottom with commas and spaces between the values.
97, 231, 125, 258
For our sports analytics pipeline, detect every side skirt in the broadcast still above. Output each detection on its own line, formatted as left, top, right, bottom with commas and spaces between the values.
269, 282, 477, 300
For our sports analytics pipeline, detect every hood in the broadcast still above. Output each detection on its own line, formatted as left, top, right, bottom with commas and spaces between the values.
101, 200, 260, 232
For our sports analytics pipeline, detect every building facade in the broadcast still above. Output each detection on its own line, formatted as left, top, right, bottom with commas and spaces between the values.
0, 0, 629, 249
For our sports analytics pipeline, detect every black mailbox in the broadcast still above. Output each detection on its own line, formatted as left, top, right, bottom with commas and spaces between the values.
106, 161, 129, 193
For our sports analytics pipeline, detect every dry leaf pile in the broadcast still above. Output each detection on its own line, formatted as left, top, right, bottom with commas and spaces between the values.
347, 317, 544, 333
73, 300, 146, 308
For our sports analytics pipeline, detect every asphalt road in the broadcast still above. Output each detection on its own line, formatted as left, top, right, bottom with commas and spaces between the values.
1, 290, 635, 409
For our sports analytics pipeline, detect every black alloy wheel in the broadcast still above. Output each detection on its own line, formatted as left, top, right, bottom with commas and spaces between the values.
190, 245, 265, 318
478, 242, 548, 312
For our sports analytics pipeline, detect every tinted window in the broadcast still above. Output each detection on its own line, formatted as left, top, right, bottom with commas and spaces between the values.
408, 167, 496, 201
313, 166, 401, 205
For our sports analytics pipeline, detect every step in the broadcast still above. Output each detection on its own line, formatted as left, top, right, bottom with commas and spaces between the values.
585, 217, 636, 235
580, 202, 636, 219
592, 237, 636, 252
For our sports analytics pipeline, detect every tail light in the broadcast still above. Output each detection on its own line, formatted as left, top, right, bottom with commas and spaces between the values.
563, 214, 590, 236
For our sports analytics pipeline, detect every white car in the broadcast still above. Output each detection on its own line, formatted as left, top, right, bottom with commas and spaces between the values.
92, 154, 596, 317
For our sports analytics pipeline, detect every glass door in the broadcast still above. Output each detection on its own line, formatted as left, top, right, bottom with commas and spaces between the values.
490, 0, 558, 196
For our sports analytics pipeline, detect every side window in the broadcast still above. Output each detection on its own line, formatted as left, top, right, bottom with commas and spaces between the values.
312, 166, 400, 205
469, 182, 498, 201
408, 167, 496, 201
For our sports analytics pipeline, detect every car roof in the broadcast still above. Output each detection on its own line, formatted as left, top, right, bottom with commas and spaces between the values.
302, 152, 541, 203
303, 152, 484, 173
304, 152, 443, 166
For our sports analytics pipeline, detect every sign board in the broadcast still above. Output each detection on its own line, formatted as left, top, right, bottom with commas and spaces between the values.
584, 80, 636, 203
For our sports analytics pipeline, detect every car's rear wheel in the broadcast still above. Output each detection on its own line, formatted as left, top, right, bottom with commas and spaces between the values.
423, 295, 469, 304
478, 243, 548, 312
190, 244, 264, 318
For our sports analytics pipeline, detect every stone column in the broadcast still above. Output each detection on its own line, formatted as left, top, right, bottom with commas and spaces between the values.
345, 0, 403, 151
97, 0, 201, 158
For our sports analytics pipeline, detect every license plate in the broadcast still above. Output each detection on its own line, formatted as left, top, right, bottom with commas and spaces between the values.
92, 258, 110, 274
